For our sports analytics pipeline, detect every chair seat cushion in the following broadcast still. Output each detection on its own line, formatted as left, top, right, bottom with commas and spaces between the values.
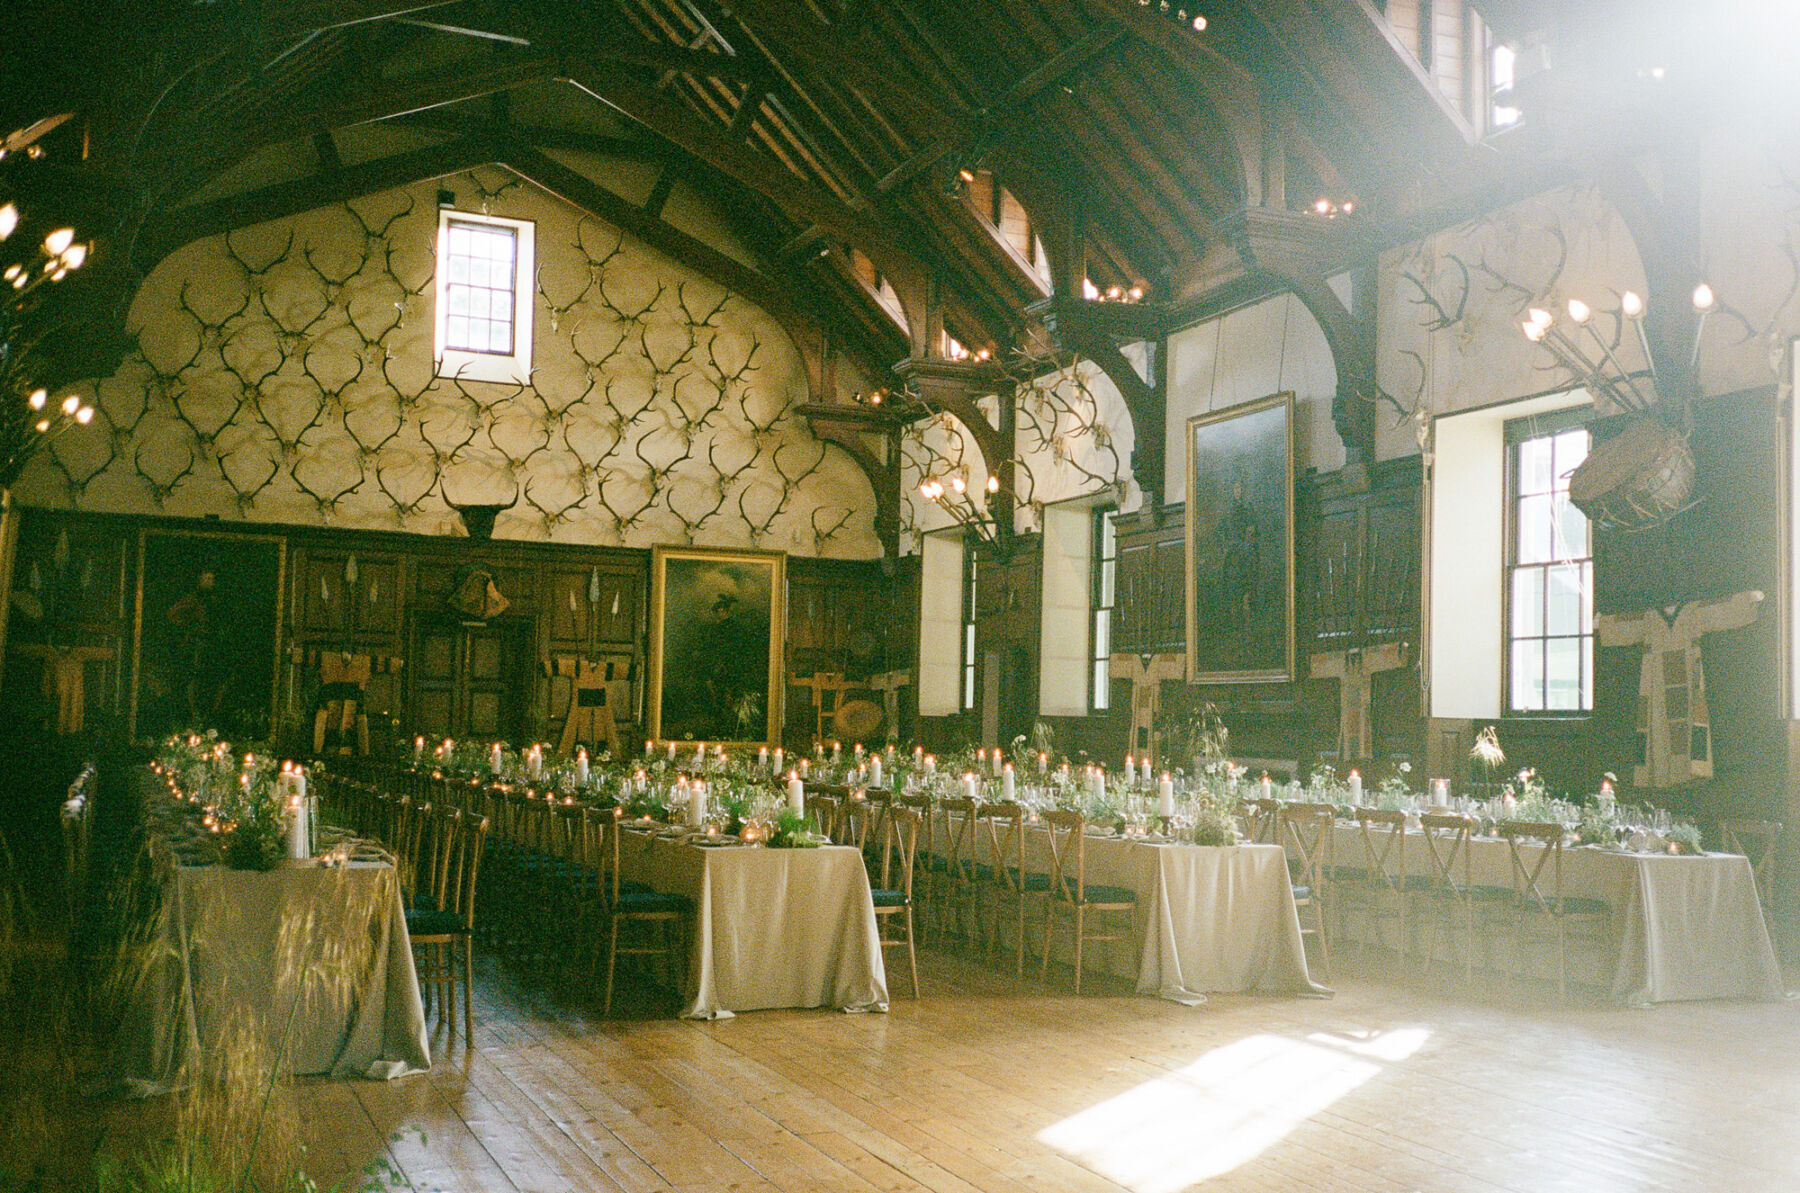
871, 888, 910, 908
405, 908, 470, 937
1064, 880, 1135, 905
408, 893, 440, 912
617, 890, 692, 914
1009, 867, 1052, 892
1292, 883, 1313, 902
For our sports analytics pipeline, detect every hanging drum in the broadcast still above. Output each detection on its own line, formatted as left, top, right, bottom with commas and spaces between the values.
831, 695, 886, 741
1567, 415, 1696, 532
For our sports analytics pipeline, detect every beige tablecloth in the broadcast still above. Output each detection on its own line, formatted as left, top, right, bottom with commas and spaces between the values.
622, 832, 887, 1019
1326, 823, 1781, 1005
121, 858, 431, 1093
958, 816, 1325, 1002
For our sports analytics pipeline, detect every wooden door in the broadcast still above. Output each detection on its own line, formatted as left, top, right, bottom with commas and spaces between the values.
407, 614, 531, 742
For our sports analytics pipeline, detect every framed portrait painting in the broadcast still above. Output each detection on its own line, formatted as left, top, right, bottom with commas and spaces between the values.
1185, 393, 1296, 683
131, 529, 287, 741
647, 546, 786, 747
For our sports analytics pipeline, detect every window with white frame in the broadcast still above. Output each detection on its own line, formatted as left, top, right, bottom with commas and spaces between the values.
1092, 509, 1116, 711
1505, 413, 1592, 712
436, 209, 535, 385
962, 549, 979, 711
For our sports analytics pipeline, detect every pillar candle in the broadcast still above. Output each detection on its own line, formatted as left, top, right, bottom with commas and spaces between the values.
490, 743, 504, 775
758, 746, 769, 771
646, 739, 653, 757
1432, 777, 1450, 806
688, 779, 706, 827
788, 774, 806, 817
924, 754, 936, 776
413, 735, 424, 763
1088, 767, 1104, 800
774, 747, 785, 774
1141, 760, 1151, 785
531, 747, 545, 779
854, 742, 864, 758
667, 740, 677, 760
1158, 773, 1174, 819
287, 792, 309, 859
832, 741, 842, 763
913, 745, 924, 766
992, 749, 1004, 777
442, 738, 454, 761
799, 758, 810, 778
695, 743, 706, 769
1002, 763, 1015, 801
1126, 754, 1134, 779
871, 755, 883, 787
976, 748, 986, 772
1038, 752, 1048, 774
1260, 773, 1273, 800
576, 748, 589, 784
1598, 779, 1615, 818
963, 772, 978, 801
1348, 770, 1363, 804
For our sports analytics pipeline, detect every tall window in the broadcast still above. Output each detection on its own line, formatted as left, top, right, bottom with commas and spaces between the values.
1489, 41, 1521, 129
962, 550, 979, 711
1506, 414, 1592, 712
1092, 509, 1116, 710
435, 208, 535, 385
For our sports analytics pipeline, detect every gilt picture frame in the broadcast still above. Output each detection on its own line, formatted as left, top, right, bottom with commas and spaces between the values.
1185, 392, 1296, 683
647, 546, 786, 747
131, 528, 287, 741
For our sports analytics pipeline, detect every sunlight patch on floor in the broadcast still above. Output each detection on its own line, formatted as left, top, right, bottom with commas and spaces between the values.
1036, 1027, 1430, 1192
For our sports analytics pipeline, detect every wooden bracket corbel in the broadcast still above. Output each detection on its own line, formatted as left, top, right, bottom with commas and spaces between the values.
796, 403, 901, 557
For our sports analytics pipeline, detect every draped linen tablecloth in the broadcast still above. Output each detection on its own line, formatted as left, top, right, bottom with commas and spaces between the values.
1134, 842, 1329, 1003
1326, 823, 1782, 1005
622, 832, 888, 1020
120, 858, 432, 1094
967, 816, 1326, 1003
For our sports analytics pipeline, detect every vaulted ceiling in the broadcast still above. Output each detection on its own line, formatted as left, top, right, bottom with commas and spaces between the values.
10, 0, 1503, 394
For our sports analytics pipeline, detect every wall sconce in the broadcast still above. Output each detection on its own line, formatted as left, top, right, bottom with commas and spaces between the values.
919, 471, 1006, 549
1517, 283, 1717, 411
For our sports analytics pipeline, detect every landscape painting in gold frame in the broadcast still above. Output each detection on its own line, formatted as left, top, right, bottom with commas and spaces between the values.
647, 546, 786, 748
1185, 392, 1296, 683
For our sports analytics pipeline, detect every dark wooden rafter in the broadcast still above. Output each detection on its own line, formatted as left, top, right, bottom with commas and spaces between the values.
797, 405, 903, 557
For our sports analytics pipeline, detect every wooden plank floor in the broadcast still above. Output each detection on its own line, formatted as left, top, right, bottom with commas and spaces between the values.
279, 945, 1800, 1193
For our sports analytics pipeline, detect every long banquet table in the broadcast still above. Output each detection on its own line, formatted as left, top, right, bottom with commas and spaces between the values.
121, 849, 432, 1093
950, 813, 1328, 1002
1323, 821, 1782, 1005
619, 827, 888, 1019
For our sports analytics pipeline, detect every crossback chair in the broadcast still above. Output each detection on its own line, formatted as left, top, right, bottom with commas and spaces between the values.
974, 800, 1039, 976
1498, 821, 1611, 998
935, 797, 981, 946
1344, 808, 1409, 956
1040, 810, 1138, 993
1720, 817, 1783, 906
599, 812, 692, 1017
805, 790, 844, 842
1239, 797, 1280, 844
406, 807, 489, 1042
1412, 812, 1480, 982
870, 806, 922, 998
1282, 802, 1337, 981
898, 793, 940, 936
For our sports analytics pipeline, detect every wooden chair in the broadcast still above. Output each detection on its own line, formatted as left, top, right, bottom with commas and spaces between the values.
1239, 797, 1280, 844
1411, 812, 1480, 982
1720, 817, 1783, 906
599, 812, 692, 1017
934, 797, 981, 947
898, 793, 940, 935
1040, 810, 1137, 993
974, 800, 1040, 976
805, 791, 843, 842
406, 807, 489, 1042
870, 806, 922, 998
1497, 821, 1611, 998
1342, 808, 1409, 956
1282, 802, 1337, 981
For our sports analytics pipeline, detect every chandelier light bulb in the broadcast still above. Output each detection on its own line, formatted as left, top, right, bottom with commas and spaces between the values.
44, 227, 74, 256
60, 243, 86, 269
1691, 283, 1715, 312
0, 204, 16, 240
1192, 14, 1206, 30
60, 394, 79, 416
1620, 290, 1644, 318
75, 406, 93, 425
1526, 307, 1554, 332
951, 475, 966, 494
1566, 298, 1591, 324
1522, 319, 1546, 343
27, 389, 46, 410
985, 474, 999, 493
34, 419, 49, 434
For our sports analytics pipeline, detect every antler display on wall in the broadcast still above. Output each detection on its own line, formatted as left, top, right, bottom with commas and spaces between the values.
26, 167, 878, 556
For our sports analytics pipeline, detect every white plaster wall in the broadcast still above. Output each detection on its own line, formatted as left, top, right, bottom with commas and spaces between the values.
19, 167, 881, 559
1165, 292, 1343, 500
